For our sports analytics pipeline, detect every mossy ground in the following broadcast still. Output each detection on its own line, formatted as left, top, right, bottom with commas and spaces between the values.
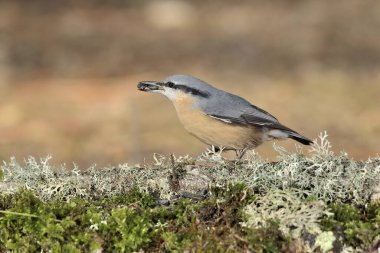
1, 133, 379, 252
0, 186, 379, 252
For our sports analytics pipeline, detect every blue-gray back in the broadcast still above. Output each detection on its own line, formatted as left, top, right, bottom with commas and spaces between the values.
164, 74, 279, 124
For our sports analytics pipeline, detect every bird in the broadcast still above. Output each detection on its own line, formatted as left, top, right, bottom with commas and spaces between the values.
137, 74, 313, 158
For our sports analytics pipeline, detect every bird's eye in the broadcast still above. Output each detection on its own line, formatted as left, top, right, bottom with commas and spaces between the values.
166, 81, 175, 88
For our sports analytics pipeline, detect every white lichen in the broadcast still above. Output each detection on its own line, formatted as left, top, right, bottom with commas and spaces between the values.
0, 132, 379, 205
241, 190, 332, 237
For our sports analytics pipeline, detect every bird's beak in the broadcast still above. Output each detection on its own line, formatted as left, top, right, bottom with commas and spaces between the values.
137, 81, 164, 92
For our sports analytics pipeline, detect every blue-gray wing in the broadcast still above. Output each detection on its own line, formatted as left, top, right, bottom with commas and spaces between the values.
198, 90, 313, 145
198, 89, 313, 145
201, 92, 281, 127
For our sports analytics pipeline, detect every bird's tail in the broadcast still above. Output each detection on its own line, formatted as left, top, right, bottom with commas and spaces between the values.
269, 125, 313, 145
288, 133, 313, 145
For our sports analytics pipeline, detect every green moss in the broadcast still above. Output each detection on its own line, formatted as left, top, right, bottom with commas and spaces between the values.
321, 203, 360, 229
366, 202, 380, 221
345, 221, 376, 248
0, 188, 162, 252
0, 189, 97, 252
0, 183, 283, 251
162, 231, 193, 252
0, 186, 253, 252
99, 208, 161, 252
1, 185, 378, 252
320, 202, 380, 249
245, 221, 289, 253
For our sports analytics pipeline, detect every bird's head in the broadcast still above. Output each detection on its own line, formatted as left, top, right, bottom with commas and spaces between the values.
137, 74, 211, 101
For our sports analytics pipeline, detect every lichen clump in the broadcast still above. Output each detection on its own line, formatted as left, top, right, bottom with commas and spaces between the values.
0, 132, 379, 252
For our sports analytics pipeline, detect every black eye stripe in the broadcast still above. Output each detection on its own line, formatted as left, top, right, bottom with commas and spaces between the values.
163, 81, 210, 98
174, 84, 210, 98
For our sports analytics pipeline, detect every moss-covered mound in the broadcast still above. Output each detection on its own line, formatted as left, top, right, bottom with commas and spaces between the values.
0, 133, 379, 252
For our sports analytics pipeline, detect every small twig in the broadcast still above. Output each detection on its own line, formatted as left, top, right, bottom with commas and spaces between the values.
0, 210, 62, 222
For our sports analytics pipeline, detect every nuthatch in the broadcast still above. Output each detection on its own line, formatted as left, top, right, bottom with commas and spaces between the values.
138, 74, 312, 157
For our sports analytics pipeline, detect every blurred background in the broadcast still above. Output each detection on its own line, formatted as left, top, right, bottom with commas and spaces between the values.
0, 0, 379, 167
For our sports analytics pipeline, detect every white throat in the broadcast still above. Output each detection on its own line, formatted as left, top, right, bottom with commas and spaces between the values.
161, 88, 181, 101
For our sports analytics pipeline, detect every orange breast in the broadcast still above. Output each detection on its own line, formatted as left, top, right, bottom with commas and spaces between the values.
171, 94, 263, 149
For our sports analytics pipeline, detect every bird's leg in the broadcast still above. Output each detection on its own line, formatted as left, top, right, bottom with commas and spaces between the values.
208, 145, 222, 156
202, 145, 221, 157
235, 148, 248, 160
